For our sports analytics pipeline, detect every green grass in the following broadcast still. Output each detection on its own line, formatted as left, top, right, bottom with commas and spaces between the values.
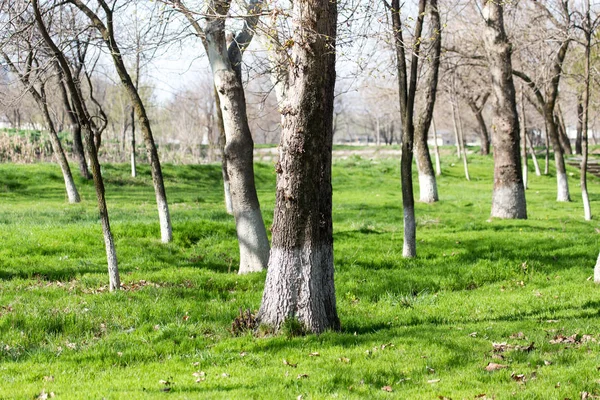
1, 152, 600, 399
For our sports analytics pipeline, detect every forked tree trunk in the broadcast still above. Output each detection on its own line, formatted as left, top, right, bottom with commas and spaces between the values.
258, 0, 339, 333
483, 1, 527, 219
414, 0, 441, 204
204, 1, 270, 273
432, 117, 442, 176
33, 0, 120, 290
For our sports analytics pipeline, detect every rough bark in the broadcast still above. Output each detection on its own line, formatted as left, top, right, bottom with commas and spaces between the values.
33, 0, 120, 290
483, 1, 527, 219
68, 0, 172, 242
414, 0, 441, 204
257, 0, 339, 333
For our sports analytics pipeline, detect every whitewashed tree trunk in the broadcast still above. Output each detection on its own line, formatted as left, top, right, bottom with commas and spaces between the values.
526, 132, 541, 176
456, 102, 471, 181
594, 253, 600, 283
432, 118, 442, 176
520, 88, 528, 190
451, 101, 461, 159
258, 0, 339, 333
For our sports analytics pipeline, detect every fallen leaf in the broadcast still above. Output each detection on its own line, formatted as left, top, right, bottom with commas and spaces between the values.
485, 362, 508, 371
382, 386, 393, 392
555, 382, 560, 388
43, 376, 54, 382
283, 359, 297, 368
469, 332, 478, 337
239, 352, 247, 357
221, 373, 230, 378
426, 366, 435, 374
161, 388, 171, 392
183, 315, 189, 321
544, 360, 552, 366
193, 371, 206, 383
510, 332, 526, 340
427, 379, 441, 384
297, 374, 309, 379
338, 357, 350, 363
159, 379, 171, 385
511, 372, 526, 382
308, 352, 320, 357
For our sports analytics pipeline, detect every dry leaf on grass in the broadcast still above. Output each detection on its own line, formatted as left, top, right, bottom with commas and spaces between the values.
382, 386, 393, 392
485, 362, 508, 371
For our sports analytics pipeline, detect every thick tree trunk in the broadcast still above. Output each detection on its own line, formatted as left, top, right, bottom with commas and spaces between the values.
258, 0, 339, 333
205, 10, 269, 273
432, 117, 442, 176
483, 1, 527, 219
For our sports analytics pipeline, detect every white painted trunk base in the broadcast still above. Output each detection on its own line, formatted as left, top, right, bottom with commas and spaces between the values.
103, 228, 120, 291
131, 152, 136, 177
556, 171, 571, 202
61, 167, 80, 204
583, 189, 592, 221
403, 206, 416, 257
594, 252, 600, 283
259, 244, 337, 333
418, 173, 438, 203
156, 195, 172, 243
491, 184, 527, 219
522, 166, 528, 190
236, 208, 270, 274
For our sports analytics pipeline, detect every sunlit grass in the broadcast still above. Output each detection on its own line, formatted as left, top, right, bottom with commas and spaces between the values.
1, 150, 600, 399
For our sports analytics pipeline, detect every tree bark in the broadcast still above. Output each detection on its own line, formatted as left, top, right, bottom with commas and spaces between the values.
414, 0, 441, 204
520, 87, 528, 190
214, 86, 233, 214
544, 121, 550, 175
258, 0, 339, 333
483, 1, 527, 219
465, 93, 491, 155
33, 0, 120, 290
556, 104, 573, 155
432, 117, 442, 176
576, 99, 583, 155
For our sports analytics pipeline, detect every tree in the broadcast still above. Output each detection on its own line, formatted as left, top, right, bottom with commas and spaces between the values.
257, 0, 339, 333
67, 0, 173, 243
414, 0, 442, 204
31, 0, 120, 290
170, 0, 270, 273
483, 0, 527, 219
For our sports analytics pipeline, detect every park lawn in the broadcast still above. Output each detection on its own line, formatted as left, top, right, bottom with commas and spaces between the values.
0, 151, 599, 399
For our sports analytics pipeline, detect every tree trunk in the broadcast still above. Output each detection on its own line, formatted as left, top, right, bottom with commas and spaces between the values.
544, 121, 550, 175
546, 110, 571, 201
33, 0, 120, 290
205, 7, 270, 273
214, 86, 233, 214
520, 88, 528, 190
483, 1, 527, 219
581, 0, 592, 221
556, 104, 573, 155
258, 0, 339, 333
595, 252, 600, 284
432, 117, 442, 176
467, 100, 490, 155
57, 78, 91, 180
455, 102, 471, 181
576, 99, 583, 155
414, 0, 441, 204
451, 101, 461, 159
130, 104, 136, 177
526, 131, 541, 176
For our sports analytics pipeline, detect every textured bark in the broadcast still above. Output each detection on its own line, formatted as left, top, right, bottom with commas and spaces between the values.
33, 0, 120, 290
202, 0, 270, 273
483, 2, 527, 219
414, 0, 441, 204
258, 0, 339, 333
68, 0, 172, 242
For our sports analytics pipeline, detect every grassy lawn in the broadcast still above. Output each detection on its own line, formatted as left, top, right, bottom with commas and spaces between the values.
1, 151, 599, 399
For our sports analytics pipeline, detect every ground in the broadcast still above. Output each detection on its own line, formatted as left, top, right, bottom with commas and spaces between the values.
0, 149, 599, 399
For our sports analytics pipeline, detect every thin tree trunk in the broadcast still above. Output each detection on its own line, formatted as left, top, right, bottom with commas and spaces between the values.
556, 104, 573, 155
414, 0, 441, 204
258, 0, 339, 333
456, 102, 470, 181
33, 0, 120, 290
130, 104, 136, 177
526, 131, 541, 176
451, 101, 461, 159
432, 117, 442, 176
467, 97, 491, 155
547, 110, 571, 201
520, 87, 528, 190
544, 120, 550, 175
483, 1, 527, 219
214, 86, 233, 214
581, 0, 592, 221
595, 252, 600, 283
576, 99, 583, 155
